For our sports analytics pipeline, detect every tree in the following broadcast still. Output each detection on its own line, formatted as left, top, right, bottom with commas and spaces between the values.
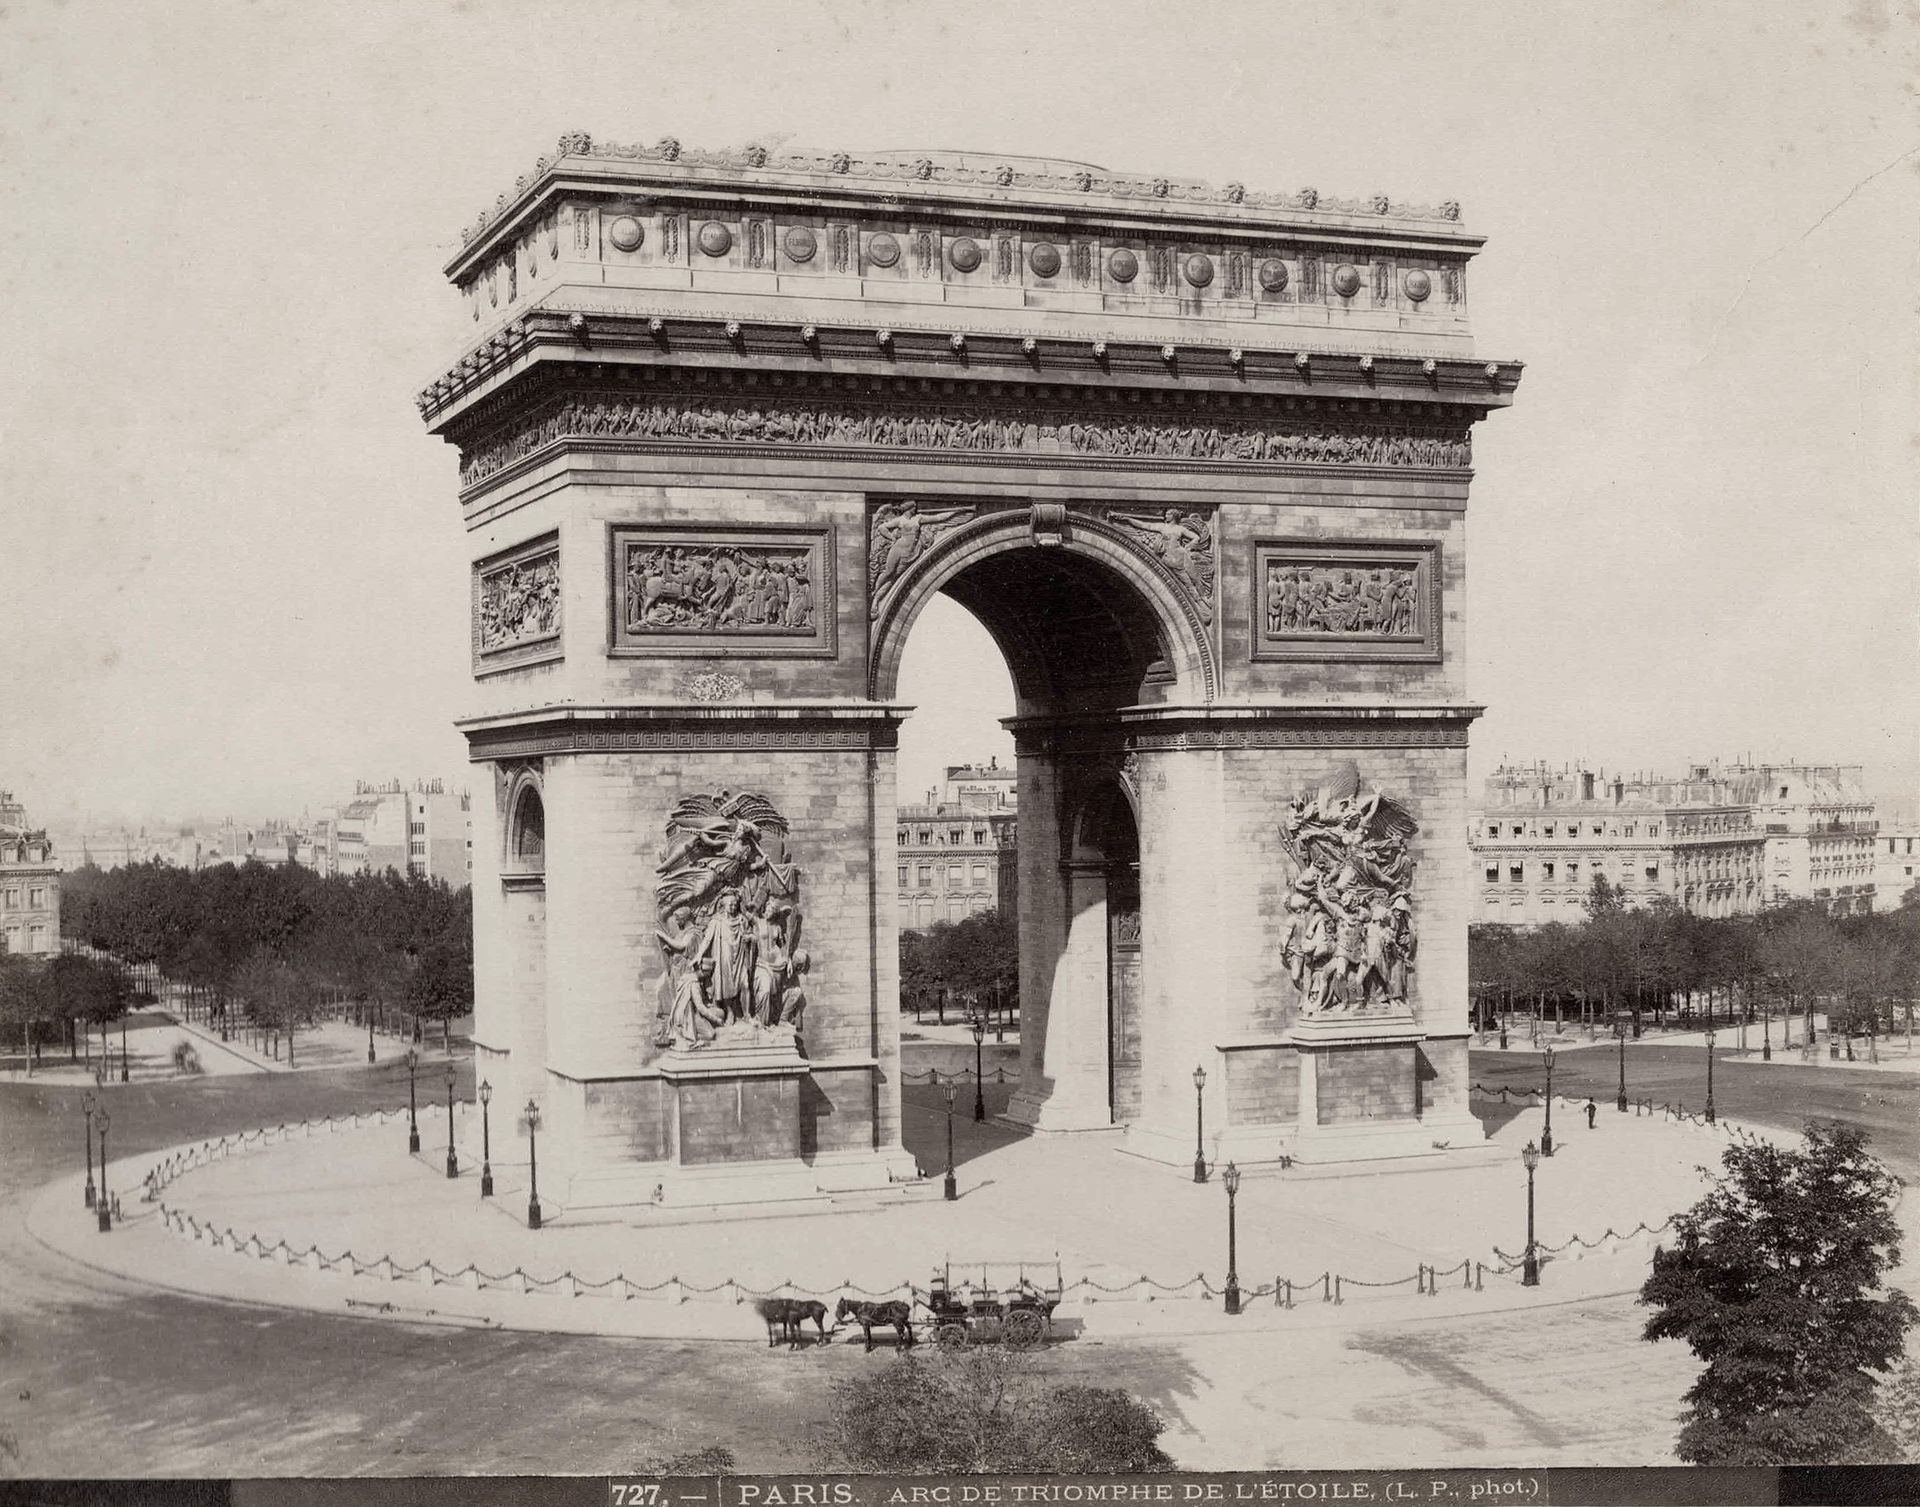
819, 1350, 1171, 1473
0, 953, 52, 1073
407, 935, 473, 1054
1639, 1123, 1916, 1464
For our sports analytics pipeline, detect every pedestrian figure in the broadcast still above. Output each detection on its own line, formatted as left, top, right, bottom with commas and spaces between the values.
1585, 1098, 1597, 1130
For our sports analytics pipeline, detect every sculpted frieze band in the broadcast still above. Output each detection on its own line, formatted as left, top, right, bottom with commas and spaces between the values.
458, 393, 1472, 487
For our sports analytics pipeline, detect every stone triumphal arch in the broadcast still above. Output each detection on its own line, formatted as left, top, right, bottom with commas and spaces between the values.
421, 137, 1521, 1208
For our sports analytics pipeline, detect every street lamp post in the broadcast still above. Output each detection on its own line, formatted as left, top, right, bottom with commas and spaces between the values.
96, 1110, 113, 1234
1191, 1065, 1208, 1184
1520, 1140, 1540, 1287
525, 1099, 543, 1229
1762, 1002, 1772, 1062
1221, 1162, 1242, 1316
1540, 1045, 1557, 1157
405, 1047, 421, 1154
1615, 1020, 1628, 1112
971, 1014, 986, 1123
120, 1016, 129, 1083
943, 1078, 958, 1202
367, 1009, 376, 1065
1704, 1027, 1717, 1124
444, 1062, 459, 1178
479, 1079, 494, 1197
82, 1091, 97, 1209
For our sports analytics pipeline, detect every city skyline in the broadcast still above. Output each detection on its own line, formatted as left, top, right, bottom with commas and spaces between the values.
2, 1, 1913, 824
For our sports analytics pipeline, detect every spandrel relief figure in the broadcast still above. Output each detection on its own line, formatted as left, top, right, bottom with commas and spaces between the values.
1278, 761, 1419, 1019
1106, 507, 1216, 621
868, 501, 974, 615
652, 789, 808, 1050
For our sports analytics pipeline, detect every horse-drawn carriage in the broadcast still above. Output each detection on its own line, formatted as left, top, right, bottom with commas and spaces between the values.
923, 1260, 1063, 1350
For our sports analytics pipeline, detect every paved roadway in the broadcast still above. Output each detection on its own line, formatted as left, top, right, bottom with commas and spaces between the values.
1469, 1041, 1920, 1181
0, 1022, 1911, 1476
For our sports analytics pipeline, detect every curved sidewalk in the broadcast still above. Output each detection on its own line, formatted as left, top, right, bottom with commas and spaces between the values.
24, 1098, 1780, 1344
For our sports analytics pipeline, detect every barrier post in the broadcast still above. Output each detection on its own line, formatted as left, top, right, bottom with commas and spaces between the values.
1281, 1278, 1291, 1310
1321, 1272, 1330, 1303
1474, 1262, 1483, 1291
1334, 1276, 1343, 1305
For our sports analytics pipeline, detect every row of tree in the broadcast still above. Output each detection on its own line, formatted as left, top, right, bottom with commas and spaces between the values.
55, 859, 474, 1052
0, 951, 135, 1070
899, 909, 1019, 1014
1470, 875, 1920, 1037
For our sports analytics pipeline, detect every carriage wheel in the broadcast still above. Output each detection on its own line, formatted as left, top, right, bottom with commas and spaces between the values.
1003, 1310, 1044, 1349
935, 1322, 969, 1351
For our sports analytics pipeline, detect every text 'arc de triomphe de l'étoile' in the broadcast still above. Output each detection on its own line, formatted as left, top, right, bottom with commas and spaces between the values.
418, 135, 1522, 1210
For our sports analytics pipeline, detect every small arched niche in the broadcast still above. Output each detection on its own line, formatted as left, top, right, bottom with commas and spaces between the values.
508, 780, 546, 875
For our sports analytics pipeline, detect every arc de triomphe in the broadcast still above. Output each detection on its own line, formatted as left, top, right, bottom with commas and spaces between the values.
419, 136, 1521, 1209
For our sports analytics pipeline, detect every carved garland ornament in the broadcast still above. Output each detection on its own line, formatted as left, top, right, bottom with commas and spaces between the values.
651, 790, 809, 1052
459, 394, 1472, 488
1279, 762, 1418, 1020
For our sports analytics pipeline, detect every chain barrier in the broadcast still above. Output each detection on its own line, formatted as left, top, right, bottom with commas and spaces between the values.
142, 1103, 1708, 1319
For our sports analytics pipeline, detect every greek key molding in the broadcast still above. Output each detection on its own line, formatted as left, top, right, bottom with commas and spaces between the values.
468, 725, 895, 761
472, 531, 562, 675
457, 391, 1472, 489
1012, 723, 1473, 758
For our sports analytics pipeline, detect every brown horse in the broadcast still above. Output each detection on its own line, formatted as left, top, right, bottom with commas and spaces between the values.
834, 1296, 917, 1352
754, 1296, 831, 1349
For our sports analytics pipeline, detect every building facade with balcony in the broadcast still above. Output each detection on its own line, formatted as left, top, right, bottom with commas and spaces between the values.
1470, 764, 1767, 925
896, 775, 1018, 931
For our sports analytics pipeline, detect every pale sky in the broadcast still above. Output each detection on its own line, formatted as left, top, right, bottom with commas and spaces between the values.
1, 1, 1915, 829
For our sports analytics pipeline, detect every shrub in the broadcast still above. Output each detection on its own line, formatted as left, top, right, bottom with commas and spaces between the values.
820, 1350, 1171, 1473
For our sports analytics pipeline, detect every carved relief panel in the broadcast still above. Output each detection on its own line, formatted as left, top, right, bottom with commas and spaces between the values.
610, 524, 836, 659
1251, 539, 1440, 663
472, 532, 562, 675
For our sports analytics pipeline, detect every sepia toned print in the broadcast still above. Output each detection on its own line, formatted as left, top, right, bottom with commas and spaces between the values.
0, 3, 1914, 1499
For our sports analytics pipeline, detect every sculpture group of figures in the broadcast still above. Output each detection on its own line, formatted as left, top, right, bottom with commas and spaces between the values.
1267, 565, 1417, 638
459, 394, 1473, 487
652, 790, 810, 1051
624, 544, 814, 634
1278, 761, 1420, 1017
477, 554, 560, 651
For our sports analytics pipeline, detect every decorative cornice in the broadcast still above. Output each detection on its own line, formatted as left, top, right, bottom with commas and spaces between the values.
457, 133, 1466, 255
417, 311, 1521, 426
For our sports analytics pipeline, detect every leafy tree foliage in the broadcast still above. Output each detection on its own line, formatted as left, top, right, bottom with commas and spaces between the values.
1471, 890, 1920, 1039
60, 859, 470, 1029
819, 1349, 1171, 1473
900, 908, 1018, 1009
1639, 1123, 1917, 1464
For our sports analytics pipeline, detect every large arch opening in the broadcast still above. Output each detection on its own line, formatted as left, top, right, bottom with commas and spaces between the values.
890, 532, 1190, 1130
